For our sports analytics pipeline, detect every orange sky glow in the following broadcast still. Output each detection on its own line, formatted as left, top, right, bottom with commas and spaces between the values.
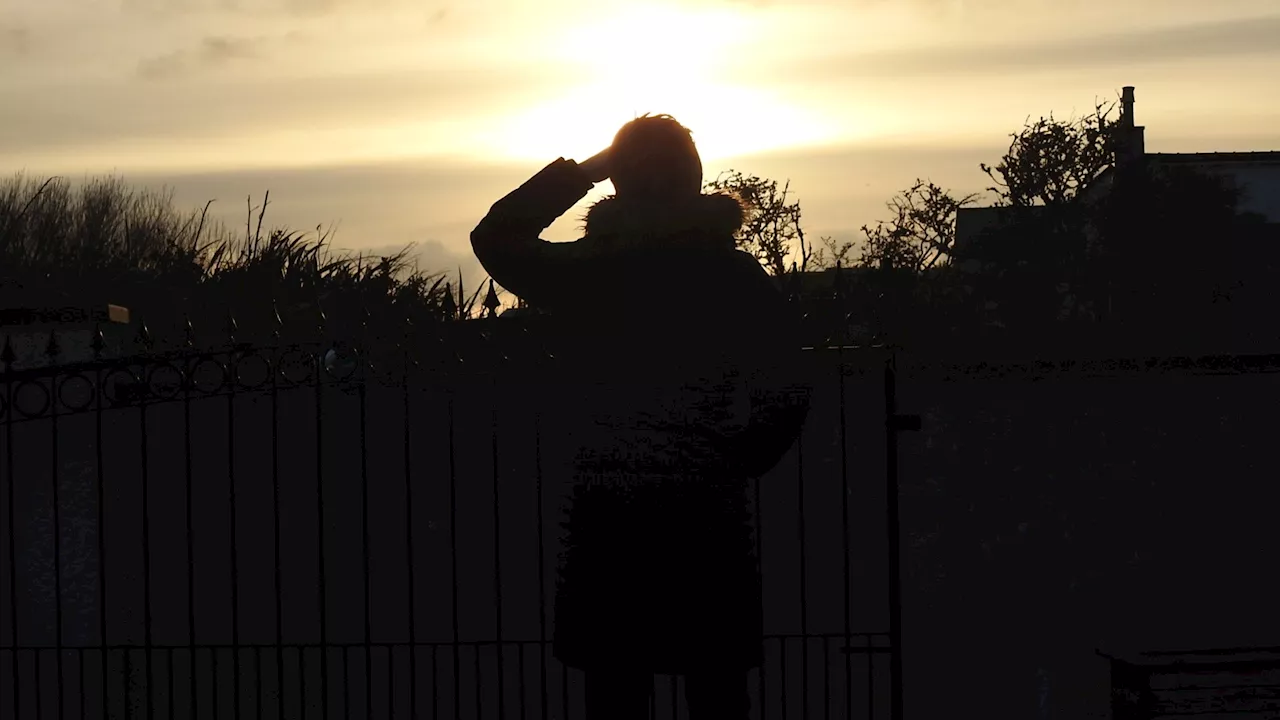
3, 0, 1279, 299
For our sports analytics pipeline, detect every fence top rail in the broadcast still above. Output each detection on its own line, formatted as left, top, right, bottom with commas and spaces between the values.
0, 340, 340, 384
5, 334, 1280, 379
1098, 647, 1280, 676
893, 351, 1280, 379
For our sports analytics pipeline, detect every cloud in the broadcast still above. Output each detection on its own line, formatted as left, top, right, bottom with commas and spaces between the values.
3, 62, 561, 161
120, 0, 440, 19
1, 24, 31, 56
137, 34, 275, 80
821, 14, 1280, 79
354, 239, 485, 284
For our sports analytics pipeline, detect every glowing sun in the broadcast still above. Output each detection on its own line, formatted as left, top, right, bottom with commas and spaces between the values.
481, 2, 837, 167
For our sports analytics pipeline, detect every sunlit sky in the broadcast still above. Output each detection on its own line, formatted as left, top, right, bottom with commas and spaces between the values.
3, 0, 1279, 298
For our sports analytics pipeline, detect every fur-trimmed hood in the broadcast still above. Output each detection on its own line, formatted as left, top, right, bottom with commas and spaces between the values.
579, 192, 745, 251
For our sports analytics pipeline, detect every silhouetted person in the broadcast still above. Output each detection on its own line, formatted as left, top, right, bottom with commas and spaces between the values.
471, 114, 810, 718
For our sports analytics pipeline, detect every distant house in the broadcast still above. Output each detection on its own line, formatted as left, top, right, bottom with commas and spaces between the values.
954, 85, 1280, 271
1092, 150, 1280, 222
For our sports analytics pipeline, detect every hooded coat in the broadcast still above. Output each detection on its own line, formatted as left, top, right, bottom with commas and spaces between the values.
471, 158, 811, 674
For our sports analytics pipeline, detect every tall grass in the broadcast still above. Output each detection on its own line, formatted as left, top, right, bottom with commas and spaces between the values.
0, 173, 493, 347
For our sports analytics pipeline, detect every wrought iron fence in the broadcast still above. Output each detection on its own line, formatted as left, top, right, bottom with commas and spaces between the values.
0, 308, 910, 720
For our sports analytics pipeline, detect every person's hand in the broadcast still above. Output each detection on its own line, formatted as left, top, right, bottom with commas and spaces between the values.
577, 147, 611, 183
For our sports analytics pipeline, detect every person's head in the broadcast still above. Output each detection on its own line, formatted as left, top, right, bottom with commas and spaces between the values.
609, 114, 703, 201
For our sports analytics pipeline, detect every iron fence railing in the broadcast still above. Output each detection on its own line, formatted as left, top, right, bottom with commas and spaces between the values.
0, 318, 912, 720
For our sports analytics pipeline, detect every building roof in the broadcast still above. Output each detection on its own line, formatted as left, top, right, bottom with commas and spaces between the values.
1147, 151, 1280, 166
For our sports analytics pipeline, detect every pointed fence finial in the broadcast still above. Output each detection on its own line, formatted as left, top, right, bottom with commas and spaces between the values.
401, 315, 419, 366
457, 270, 465, 320
442, 283, 458, 321
225, 311, 238, 346
0, 334, 14, 368
91, 325, 107, 358
787, 261, 803, 302
184, 315, 196, 348
483, 279, 501, 319
136, 320, 153, 350
44, 330, 60, 363
271, 300, 283, 341
833, 260, 847, 300
315, 299, 327, 339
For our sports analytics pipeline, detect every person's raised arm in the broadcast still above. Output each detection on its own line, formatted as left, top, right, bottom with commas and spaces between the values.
470, 150, 610, 309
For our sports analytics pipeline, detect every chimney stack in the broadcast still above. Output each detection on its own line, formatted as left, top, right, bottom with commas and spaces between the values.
1121, 86, 1136, 129
1116, 85, 1145, 171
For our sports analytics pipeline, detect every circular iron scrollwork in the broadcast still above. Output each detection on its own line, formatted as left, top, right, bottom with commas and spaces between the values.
58, 373, 97, 411
323, 345, 360, 381
190, 358, 227, 395
102, 368, 143, 406
234, 350, 272, 390
147, 362, 185, 400
15, 378, 52, 418
278, 347, 316, 387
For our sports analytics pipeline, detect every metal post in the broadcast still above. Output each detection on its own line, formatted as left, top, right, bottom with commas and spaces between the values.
885, 353, 919, 720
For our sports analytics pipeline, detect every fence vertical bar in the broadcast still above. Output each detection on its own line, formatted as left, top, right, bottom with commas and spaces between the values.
562, 663, 570, 720
884, 356, 906, 720
866, 635, 874, 720
137, 367, 155, 720
474, 644, 483, 720
838, 345, 852, 717
795, 429, 808, 720
79, 648, 87, 720
517, 643, 526, 720
212, 646, 220, 718
670, 675, 678, 719
401, 336, 419, 720
169, 648, 176, 720
447, 388, 461, 720
90, 330, 111, 720
183, 351, 200, 720
779, 639, 788, 720
226, 333, 244, 720
432, 644, 439, 720
753, 474, 766, 720
490, 371, 506, 720
3, 341, 21, 720
358, 347, 374, 720
534, 411, 549, 720
823, 636, 830, 720
314, 329, 332, 720
47, 333, 67, 720
342, 647, 352, 720
384, 645, 394, 717
120, 645, 129, 720
299, 646, 308, 720
35, 650, 47, 720
271, 343, 286, 720
254, 646, 262, 720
